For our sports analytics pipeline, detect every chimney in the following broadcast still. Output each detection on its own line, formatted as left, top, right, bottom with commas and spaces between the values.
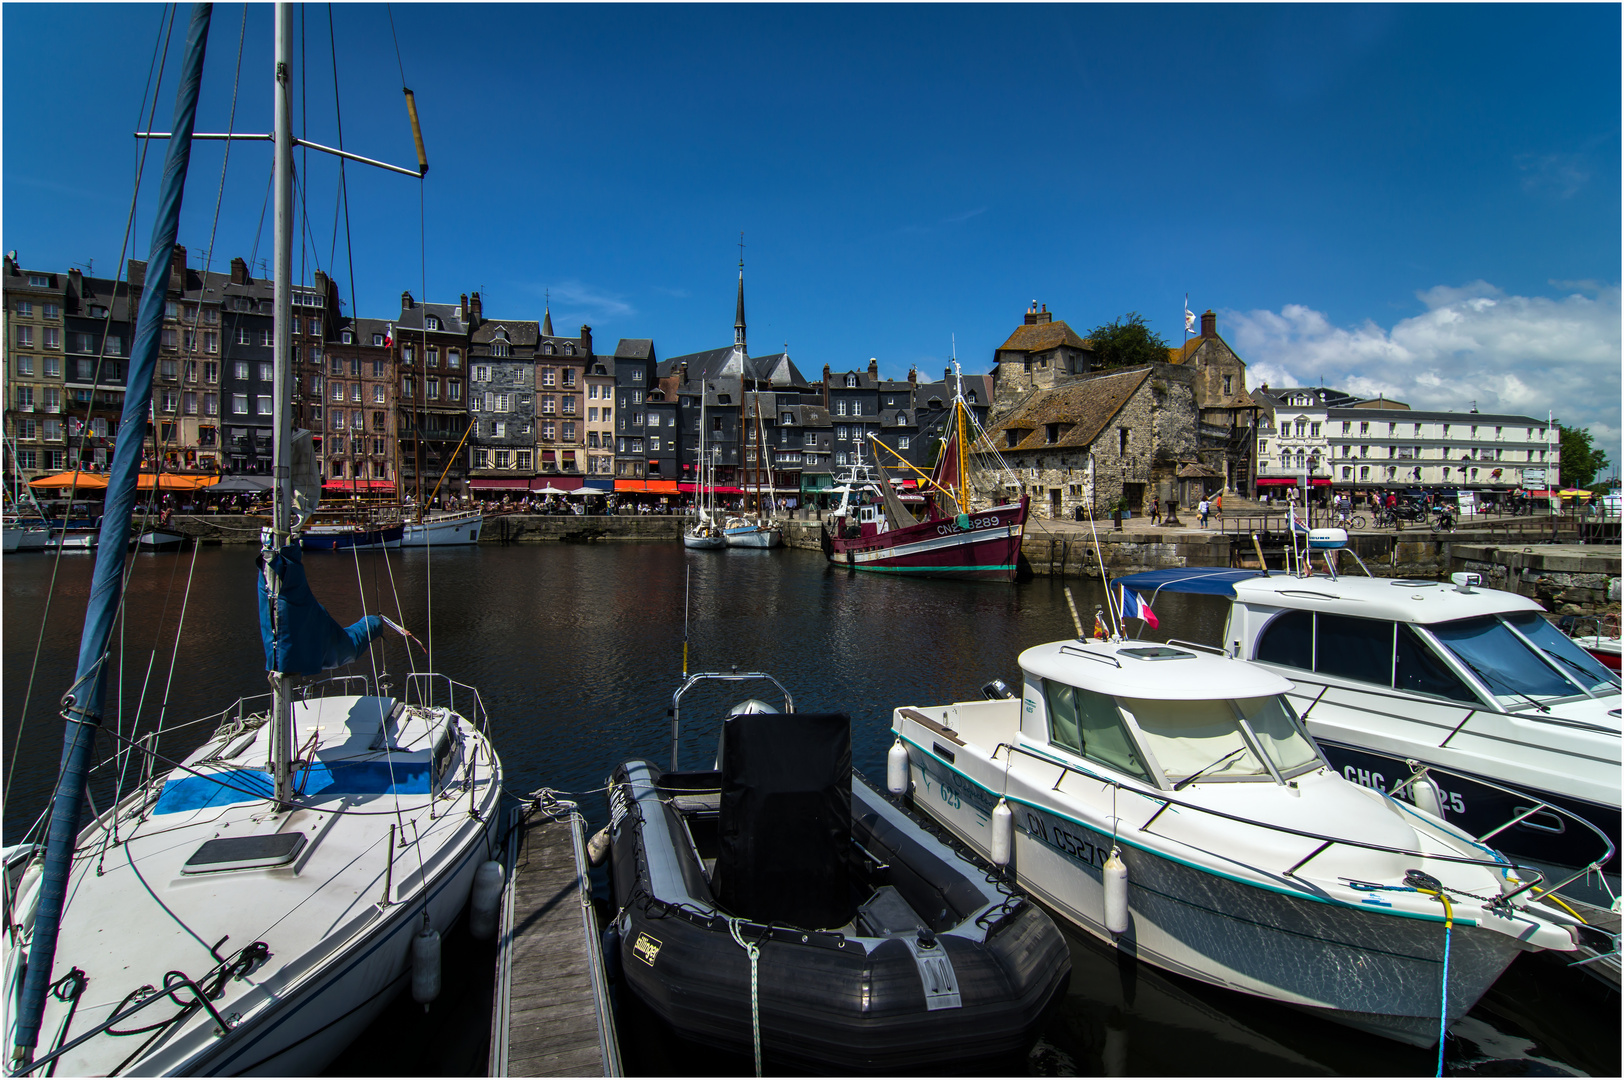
459, 293, 468, 320
1036, 303, 1052, 324
579, 325, 591, 358
129, 260, 147, 289
1201, 309, 1216, 338
908, 366, 917, 385
229, 257, 248, 285
1024, 300, 1038, 326
168, 244, 188, 291
401, 291, 414, 310
471, 292, 483, 322
868, 357, 878, 380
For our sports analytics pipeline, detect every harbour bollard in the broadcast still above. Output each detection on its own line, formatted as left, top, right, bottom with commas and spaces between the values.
990, 798, 1014, 867
887, 739, 910, 795
411, 913, 442, 1010
1103, 848, 1129, 936
468, 860, 504, 941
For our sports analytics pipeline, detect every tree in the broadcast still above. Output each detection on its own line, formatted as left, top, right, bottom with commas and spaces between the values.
1556, 421, 1610, 488
1085, 312, 1171, 368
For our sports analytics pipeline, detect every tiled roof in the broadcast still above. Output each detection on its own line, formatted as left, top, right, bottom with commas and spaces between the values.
996, 321, 1089, 354
1178, 462, 1223, 478
981, 368, 1150, 452
616, 338, 654, 360
396, 301, 468, 334
473, 320, 539, 345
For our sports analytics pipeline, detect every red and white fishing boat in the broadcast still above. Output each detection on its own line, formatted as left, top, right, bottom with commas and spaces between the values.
821, 362, 1027, 581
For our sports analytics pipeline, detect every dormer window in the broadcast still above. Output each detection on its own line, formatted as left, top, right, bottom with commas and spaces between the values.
966, 391, 977, 404
543, 343, 555, 355
1046, 423, 1061, 443
492, 341, 509, 357
425, 316, 441, 331
565, 344, 576, 356
372, 333, 384, 347
341, 331, 353, 344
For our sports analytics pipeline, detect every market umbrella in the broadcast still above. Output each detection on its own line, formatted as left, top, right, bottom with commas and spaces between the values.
210, 475, 274, 493
532, 485, 577, 496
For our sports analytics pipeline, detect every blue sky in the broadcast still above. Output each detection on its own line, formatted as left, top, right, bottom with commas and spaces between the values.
5, 4, 1619, 471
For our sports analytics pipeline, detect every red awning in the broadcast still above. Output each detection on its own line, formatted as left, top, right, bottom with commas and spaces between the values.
530, 478, 584, 492
614, 479, 681, 494
470, 478, 533, 490
1255, 478, 1332, 487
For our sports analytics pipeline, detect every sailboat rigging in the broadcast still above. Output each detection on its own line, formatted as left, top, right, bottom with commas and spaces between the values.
5, 7, 502, 1074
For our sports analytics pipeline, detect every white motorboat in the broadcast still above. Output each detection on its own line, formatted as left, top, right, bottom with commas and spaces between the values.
402, 509, 482, 547
4, 8, 503, 1074
2, 519, 49, 553
1113, 540, 1619, 909
683, 396, 725, 550
891, 636, 1581, 1047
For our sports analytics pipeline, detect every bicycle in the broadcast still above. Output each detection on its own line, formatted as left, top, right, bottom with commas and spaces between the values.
1430, 511, 1457, 533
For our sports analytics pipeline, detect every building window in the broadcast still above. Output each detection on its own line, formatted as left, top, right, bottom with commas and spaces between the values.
449, 381, 461, 402
562, 421, 575, 441
542, 368, 556, 387
233, 395, 248, 414
15, 326, 33, 348
473, 448, 489, 469
447, 349, 460, 369
493, 421, 506, 438
516, 450, 532, 471
426, 315, 441, 330
257, 395, 272, 415
899, 436, 910, 450
204, 393, 218, 416
427, 378, 440, 400
543, 421, 556, 441
1310, 422, 1321, 438
374, 385, 387, 404
402, 345, 415, 364
427, 346, 440, 367
631, 369, 642, 382
562, 368, 576, 387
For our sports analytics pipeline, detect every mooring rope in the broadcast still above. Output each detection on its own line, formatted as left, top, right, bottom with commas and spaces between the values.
726, 917, 764, 1077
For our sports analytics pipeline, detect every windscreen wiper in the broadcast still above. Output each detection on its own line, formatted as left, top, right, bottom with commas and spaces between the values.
1453, 654, 1550, 713
1173, 747, 1249, 790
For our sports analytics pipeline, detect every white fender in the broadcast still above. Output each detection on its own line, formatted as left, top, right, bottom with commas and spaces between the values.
467, 860, 505, 941
989, 798, 1014, 867
411, 916, 442, 1009
1103, 847, 1129, 936
1411, 776, 1446, 819
887, 739, 910, 796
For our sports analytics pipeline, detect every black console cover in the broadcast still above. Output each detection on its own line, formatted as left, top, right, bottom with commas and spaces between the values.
714, 711, 853, 929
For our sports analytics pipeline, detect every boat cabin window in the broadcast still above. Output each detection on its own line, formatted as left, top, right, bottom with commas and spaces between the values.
1120, 698, 1269, 782
1043, 680, 1152, 783
1501, 611, 1618, 693
1431, 614, 1616, 703
1257, 610, 1478, 704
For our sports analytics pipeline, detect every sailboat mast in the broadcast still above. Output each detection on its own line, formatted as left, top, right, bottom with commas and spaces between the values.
268, 1, 295, 808
11, 5, 214, 1066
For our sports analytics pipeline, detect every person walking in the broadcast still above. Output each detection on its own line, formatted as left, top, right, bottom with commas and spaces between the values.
1198, 496, 1210, 528
1212, 492, 1223, 523
1150, 495, 1161, 525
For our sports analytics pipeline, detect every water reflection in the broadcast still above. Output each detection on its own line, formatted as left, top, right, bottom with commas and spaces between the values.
4, 545, 1613, 1077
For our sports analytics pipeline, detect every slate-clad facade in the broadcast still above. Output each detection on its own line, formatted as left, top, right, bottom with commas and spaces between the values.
395, 291, 470, 498
469, 300, 539, 483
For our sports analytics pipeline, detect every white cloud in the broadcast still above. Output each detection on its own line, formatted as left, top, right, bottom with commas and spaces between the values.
1226, 281, 1621, 468
519, 279, 634, 321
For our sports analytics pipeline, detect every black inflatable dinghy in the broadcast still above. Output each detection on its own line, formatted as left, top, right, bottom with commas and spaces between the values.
606, 695, 1070, 1073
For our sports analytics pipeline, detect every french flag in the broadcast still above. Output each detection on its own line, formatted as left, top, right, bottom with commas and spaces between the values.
1119, 587, 1159, 629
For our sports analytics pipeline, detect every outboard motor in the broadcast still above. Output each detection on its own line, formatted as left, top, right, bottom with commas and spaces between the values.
713, 711, 854, 930
982, 679, 1014, 701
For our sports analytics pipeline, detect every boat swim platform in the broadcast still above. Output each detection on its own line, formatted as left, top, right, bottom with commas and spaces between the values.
490, 800, 621, 1077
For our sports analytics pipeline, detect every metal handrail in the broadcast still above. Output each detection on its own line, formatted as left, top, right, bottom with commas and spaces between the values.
669, 671, 794, 772
981, 739, 1551, 899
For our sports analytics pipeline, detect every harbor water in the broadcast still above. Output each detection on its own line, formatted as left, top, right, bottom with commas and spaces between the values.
3, 544, 1617, 1075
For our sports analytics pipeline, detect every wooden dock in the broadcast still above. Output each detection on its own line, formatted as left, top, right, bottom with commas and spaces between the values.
490, 803, 621, 1076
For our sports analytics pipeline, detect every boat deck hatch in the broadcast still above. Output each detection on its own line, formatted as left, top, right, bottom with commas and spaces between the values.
1119, 646, 1195, 661
182, 833, 306, 874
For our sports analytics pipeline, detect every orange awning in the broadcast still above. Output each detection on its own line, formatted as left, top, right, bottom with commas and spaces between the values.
28, 470, 108, 489
136, 474, 220, 491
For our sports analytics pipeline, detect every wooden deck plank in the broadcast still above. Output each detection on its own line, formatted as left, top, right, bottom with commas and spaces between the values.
492, 809, 620, 1076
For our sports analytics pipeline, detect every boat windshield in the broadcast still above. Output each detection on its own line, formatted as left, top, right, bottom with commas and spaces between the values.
1429, 613, 1616, 704
1120, 695, 1320, 785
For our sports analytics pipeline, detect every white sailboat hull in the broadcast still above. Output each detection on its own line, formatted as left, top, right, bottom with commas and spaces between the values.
4, 690, 502, 1076
723, 525, 781, 548
401, 511, 482, 547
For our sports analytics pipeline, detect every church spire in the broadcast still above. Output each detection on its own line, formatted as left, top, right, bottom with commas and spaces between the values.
542, 288, 553, 337
734, 232, 746, 355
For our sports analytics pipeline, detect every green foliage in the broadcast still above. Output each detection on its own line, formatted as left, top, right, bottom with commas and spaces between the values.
1085, 312, 1171, 368
1556, 422, 1611, 488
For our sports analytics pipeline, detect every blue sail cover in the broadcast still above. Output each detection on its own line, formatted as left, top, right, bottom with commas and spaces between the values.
1109, 567, 1266, 598
258, 543, 383, 674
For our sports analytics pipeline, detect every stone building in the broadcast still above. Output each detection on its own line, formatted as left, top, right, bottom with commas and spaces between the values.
63, 269, 136, 475
395, 291, 471, 499
324, 316, 397, 488
3, 255, 67, 483
979, 364, 1199, 519
1166, 309, 1258, 494
990, 302, 1093, 411
468, 303, 540, 489
583, 350, 616, 479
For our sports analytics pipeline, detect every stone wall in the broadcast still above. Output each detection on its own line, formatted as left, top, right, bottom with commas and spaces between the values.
1452, 544, 1621, 616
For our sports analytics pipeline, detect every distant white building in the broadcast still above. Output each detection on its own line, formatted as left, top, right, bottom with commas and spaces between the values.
1254, 387, 1560, 495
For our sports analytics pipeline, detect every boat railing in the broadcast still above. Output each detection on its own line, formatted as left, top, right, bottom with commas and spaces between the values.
986, 740, 1556, 905
1291, 678, 1619, 744
1385, 758, 1616, 904
402, 671, 490, 734
669, 671, 795, 772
